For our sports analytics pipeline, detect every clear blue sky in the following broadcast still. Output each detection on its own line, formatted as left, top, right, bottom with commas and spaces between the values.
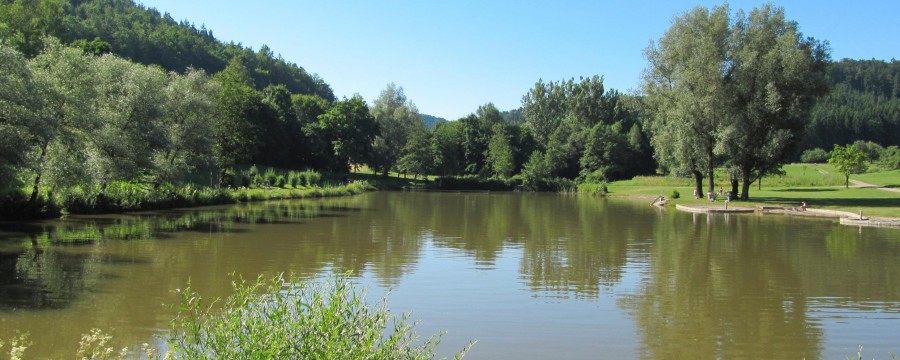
139, 0, 898, 120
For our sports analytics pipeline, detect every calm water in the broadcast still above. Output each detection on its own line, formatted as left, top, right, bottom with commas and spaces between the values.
1, 191, 898, 359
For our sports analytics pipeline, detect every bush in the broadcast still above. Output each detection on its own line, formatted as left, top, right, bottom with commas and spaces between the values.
430, 175, 517, 191
670, 189, 680, 199
877, 146, 900, 170
577, 182, 608, 195
264, 168, 278, 187
800, 148, 829, 163
169, 274, 471, 359
288, 171, 301, 188
275, 175, 287, 188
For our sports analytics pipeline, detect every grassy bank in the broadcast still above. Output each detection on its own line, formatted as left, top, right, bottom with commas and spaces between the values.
1, 180, 375, 221
604, 164, 900, 218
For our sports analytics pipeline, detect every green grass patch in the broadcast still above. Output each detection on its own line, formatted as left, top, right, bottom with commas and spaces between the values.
855, 169, 900, 188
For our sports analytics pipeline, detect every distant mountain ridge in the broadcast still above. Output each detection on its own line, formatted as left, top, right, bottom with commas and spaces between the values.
419, 113, 447, 128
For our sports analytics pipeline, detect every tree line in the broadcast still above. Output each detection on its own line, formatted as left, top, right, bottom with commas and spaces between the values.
3, 0, 899, 218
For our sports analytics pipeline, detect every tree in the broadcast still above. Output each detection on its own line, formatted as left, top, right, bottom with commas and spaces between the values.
397, 121, 432, 179
25, 37, 97, 201
314, 95, 378, 173
0, 44, 37, 189
157, 68, 219, 184
643, 4, 732, 197
431, 120, 465, 177
486, 123, 514, 178
719, 4, 829, 200
212, 57, 263, 184
88, 53, 168, 199
371, 83, 419, 177
828, 144, 868, 188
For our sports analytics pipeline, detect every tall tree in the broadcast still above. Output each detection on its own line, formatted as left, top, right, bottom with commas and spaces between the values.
25, 38, 97, 201
643, 4, 732, 196
212, 57, 263, 183
88, 53, 168, 200
156, 68, 219, 184
371, 83, 419, 177
719, 4, 829, 199
486, 123, 514, 178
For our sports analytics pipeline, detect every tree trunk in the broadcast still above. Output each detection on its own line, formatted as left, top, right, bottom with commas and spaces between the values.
707, 149, 715, 194
845, 175, 849, 188
740, 172, 751, 201
28, 141, 50, 204
730, 177, 739, 200
693, 170, 703, 199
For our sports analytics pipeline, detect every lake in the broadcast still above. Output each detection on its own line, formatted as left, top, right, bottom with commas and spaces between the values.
1, 191, 898, 359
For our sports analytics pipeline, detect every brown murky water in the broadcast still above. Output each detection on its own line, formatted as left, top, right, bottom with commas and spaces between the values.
1, 191, 898, 359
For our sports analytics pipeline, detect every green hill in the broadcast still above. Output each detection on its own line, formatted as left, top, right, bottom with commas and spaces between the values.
0, 0, 334, 100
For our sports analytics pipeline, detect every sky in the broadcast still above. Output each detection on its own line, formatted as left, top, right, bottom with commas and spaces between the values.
138, 0, 899, 120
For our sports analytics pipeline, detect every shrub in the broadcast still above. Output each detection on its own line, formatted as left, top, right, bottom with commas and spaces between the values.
247, 165, 260, 180
577, 182, 608, 195
264, 168, 278, 187
670, 189, 680, 199
275, 175, 287, 188
170, 274, 471, 359
288, 171, 301, 188
800, 148, 829, 163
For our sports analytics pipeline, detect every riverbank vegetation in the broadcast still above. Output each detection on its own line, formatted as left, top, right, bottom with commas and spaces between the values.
2, 0, 899, 221
1, 274, 471, 359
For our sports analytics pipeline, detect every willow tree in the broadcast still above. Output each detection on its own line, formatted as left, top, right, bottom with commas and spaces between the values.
718, 4, 829, 199
0, 44, 36, 188
643, 4, 732, 196
25, 38, 97, 202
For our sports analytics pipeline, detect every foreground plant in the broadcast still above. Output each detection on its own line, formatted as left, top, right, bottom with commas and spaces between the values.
169, 273, 473, 359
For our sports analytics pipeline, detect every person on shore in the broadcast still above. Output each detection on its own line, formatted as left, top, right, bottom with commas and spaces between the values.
693, 188, 699, 199
801, 201, 807, 211
707, 191, 714, 201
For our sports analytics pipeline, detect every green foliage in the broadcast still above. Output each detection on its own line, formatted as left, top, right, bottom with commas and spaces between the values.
0, 0, 335, 100
670, 189, 680, 199
800, 148, 830, 163
876, 146, 900, 170
829, 144, 869, 188
314, 95, 378, 173
263, 168, 277, 186
274, 175, 286, 188
170, 273, 461, 359
576, 182, 608, 196
806, 60, 900, 150
371, 83, 420, 176
486, 123, 514, 178
430, 175, 519, 191
645, 3, 829, 200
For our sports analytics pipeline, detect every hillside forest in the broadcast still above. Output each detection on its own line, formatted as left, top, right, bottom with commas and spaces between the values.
1, 0, 899, 218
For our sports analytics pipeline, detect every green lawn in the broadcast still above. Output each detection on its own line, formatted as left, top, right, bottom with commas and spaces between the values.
607, 164, 900, 218
855, 169, 900, 188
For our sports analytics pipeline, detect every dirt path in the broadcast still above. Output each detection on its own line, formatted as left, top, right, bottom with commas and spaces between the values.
850, 179, 900, 193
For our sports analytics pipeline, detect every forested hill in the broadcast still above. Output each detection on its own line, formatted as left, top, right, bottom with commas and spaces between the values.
806, 59, 900, 149
0, 0, 334, 100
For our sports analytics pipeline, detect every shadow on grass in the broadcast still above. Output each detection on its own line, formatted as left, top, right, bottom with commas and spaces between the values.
772, 188, 839, 192
750, 196, 900, 209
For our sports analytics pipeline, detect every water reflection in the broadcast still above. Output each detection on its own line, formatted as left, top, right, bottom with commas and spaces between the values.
0, 192, 898, 359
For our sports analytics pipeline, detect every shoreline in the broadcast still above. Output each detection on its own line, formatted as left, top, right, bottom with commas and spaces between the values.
673, 203, 900, 229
